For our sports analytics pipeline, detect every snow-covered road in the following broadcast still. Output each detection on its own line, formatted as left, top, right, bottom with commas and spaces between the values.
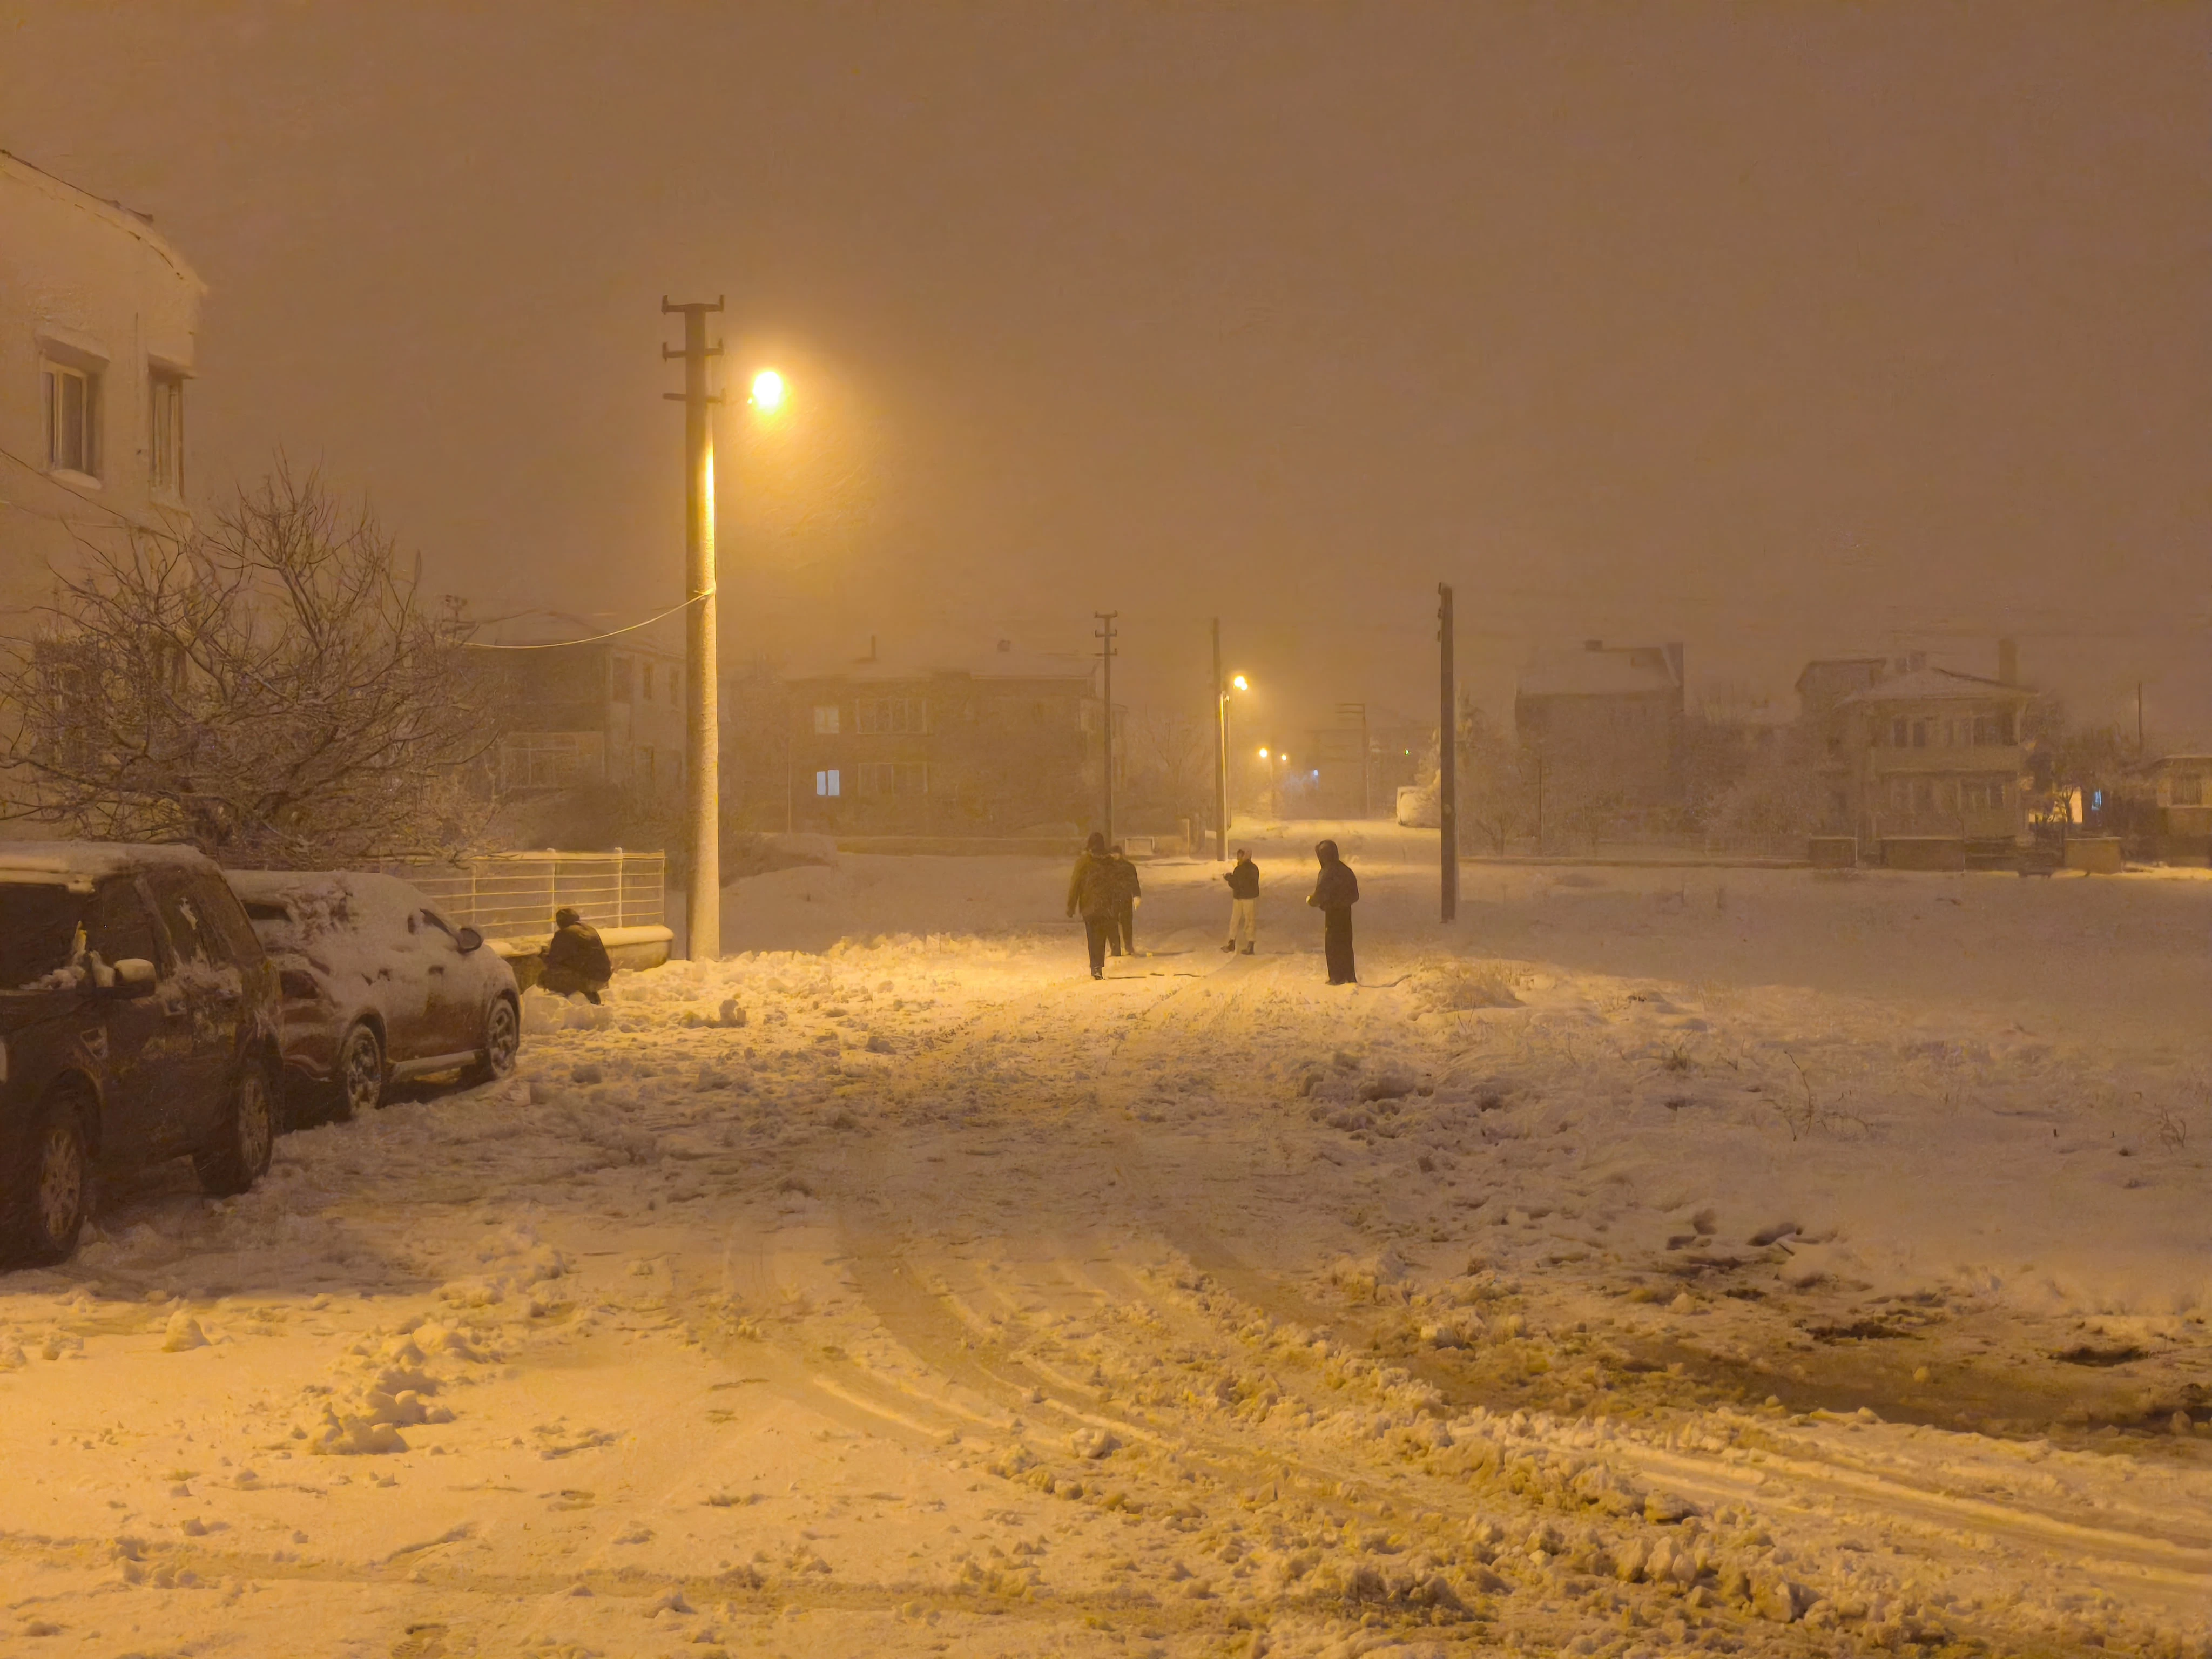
3, 827, 2208, 1657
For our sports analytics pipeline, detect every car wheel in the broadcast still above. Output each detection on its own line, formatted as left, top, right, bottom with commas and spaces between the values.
5, 1087, 91, 1265
331, 1022, 384, 1122
194, 1061, 276, 1197
461, 996, 521, 1088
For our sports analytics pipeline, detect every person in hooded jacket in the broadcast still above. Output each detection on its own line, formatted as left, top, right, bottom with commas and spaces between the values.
1108, 843, 1142, 955
1065, 832, 1121, 979
541, 907, 613, 1003
1221, 848, 1259, 953
1306, 840, 1359, 984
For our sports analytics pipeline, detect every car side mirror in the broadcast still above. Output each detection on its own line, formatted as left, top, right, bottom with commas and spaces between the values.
109, 957, 158, 997
456, 926, 484, 953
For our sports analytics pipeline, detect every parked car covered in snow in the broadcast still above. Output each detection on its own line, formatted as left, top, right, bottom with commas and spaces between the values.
0, 844, 281, 1264
226, 872, 521, 1122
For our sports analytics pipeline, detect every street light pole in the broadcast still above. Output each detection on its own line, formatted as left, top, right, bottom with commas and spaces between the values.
1212, 618, 1227, 861
1095, 611, 1119, 844
662, 297, 723, 961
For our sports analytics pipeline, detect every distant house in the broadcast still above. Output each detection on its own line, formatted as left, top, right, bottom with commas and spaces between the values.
784, 640, 1105, 835
471, 610, 687, 804
2132, 753, 2212, 859
1823, 663, 2033, 861
1514, 640, 1685, 813
1, 149, 205, 617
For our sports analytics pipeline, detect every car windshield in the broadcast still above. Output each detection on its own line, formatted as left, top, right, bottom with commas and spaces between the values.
0, 882, 86, 990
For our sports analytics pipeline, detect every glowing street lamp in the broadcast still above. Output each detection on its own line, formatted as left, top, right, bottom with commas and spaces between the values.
1232, 673, 1249, 692
751, 368, 785, 412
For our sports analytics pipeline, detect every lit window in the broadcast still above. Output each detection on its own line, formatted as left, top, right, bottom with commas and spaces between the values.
813, 703, 841, 734
150, 370, 184, 493
42, 359, 99, 477
814, 768, 840, 798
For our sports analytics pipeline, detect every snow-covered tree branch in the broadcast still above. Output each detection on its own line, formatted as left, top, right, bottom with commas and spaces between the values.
0, 465, 496, 865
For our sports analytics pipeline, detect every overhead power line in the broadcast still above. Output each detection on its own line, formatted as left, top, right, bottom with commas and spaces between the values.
460, 589, 713, 650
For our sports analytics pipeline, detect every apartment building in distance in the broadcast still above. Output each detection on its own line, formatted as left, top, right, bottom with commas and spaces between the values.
784, 640, 1106, 835
474, 611, 687, 804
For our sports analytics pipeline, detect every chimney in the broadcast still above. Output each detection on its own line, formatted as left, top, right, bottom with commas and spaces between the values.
1997, 637, 2018, 686
997, 638, 1012, 653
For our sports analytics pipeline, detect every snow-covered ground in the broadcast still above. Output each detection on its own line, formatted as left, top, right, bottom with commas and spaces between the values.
4, 823, 2209, 1657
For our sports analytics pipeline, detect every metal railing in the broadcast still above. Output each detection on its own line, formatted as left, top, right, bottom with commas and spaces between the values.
382, 850, 666, 940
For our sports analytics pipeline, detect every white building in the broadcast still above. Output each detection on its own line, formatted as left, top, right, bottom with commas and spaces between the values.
0, 149, 206, 622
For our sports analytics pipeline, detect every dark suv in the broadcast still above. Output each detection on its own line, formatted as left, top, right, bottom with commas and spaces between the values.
0, 844, 282, 1265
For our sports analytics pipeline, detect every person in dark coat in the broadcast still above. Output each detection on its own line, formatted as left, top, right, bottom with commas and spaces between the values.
1306, 840, 1359, 984
1065, 832, 1120, 979
541, 906, 613, 1003
1221, 848, 1259, 953
1108, 844, 1142, 956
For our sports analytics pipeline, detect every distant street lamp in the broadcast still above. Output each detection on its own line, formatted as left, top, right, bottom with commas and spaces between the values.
751, 369, 785, 412
1210, 622, 1251, 860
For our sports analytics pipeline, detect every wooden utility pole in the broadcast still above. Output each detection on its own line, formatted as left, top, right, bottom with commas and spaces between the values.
1437, 583, 1457, 922
662, 297, 723, 960
1096, 611, 1119, 844
1212, 618, 1228, 860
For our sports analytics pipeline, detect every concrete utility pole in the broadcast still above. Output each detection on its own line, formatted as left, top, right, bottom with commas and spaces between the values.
1095, 611, 1119, 844
1437, 583, 1458, 922
1212, 618, 1228, 860
662, 296, 722, 961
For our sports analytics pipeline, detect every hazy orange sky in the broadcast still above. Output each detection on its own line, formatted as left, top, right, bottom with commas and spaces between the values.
4, 3, 2206, 744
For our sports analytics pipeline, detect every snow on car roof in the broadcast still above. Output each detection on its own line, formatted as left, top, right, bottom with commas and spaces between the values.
226, 870, 446, 984
0, 841, 216, 887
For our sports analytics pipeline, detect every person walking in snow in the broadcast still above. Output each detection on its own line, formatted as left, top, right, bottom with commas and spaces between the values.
1108, 843, 1142, 956
1066, 832, 1121, 979
541, 906, 613, 1003
1221, 847, 1259, 954
1306, 839, 1359, 985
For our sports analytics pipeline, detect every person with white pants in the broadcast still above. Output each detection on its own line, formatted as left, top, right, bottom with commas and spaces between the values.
1222, 848, 1260, 954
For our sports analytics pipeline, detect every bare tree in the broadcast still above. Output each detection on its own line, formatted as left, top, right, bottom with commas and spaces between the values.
1125, 706, 1212, 833
0, 466, 495, 865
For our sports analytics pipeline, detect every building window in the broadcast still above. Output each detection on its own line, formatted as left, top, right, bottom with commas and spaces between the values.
1910, 720, 1927, 748
150, 370, 184, 493
858, 761, 928, 795
1888, 718, 1907, 747
640, 663, 655, 703
855, 697, 927, 734
814, 768, 840, 798
2171, 775, 2202, 807
499, 732, 589, 791
611, 656, 635, 702
639, 745, 656, 784
812, 703, 841, 734
1971, 713, 2013, 745
43, 360, 100, 478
